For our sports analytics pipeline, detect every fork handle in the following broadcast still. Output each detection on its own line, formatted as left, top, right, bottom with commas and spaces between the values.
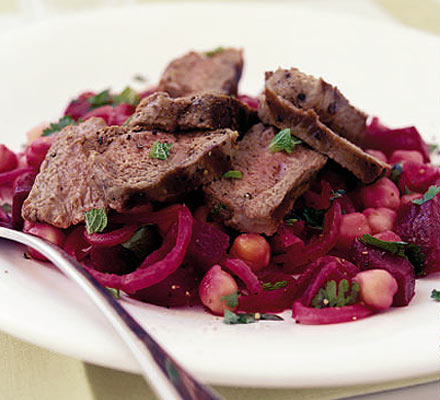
0, 227, 221, 400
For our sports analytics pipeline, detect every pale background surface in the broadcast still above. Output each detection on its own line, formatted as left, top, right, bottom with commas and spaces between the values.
1, 1, 439, 399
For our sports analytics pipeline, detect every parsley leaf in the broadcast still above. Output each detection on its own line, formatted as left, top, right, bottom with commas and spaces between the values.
150, 141, 172, 160
389, 162, 404, 185
311, 279, 359, 309
88, 90, 112, 109
113, 86, 140, 107
221, 291, 240, 308
106, 287, 121, 299
262, 281, 288, 291
329, 189, 346, 202
42, 115, 77, 137
411, 185, 440, 205
84, 208, 108, 234
431, 289, 440, 301
205, 47, 225, 57
297, 207, 326, 229
269, 128, 302, 154
429, 143, 438, 153
222, 170, 243, 179
359, 234, 425, 276
210, 203, 226, 216
223, 310, 284, 325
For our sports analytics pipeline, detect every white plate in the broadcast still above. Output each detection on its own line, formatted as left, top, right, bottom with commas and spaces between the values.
0, 3, 439, 388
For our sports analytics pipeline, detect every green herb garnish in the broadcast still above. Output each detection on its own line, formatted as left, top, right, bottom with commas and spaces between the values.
210, 203, 226, 216
223, 310, 284, 325
429, 143, 438, 153
222, 170, 243, 179
150, 141, 172, 160
221, 291, 240, 308
359, 234, 425, 276
329, 189, 346, 202
113, 86, 140, 107
269, 128, 302, 154
84, 207, 108, 234
42, 115, 77, 137
284, 218, 299, 225
389, 162, 404, 185
106, 287, 121, 299
431, 289, 440, 301
121, 226, 155, 260
411, 185, 440, 205
311, 279, 359, 309
299, 207, 326, 229
205, 47, 225, 57
262, 281, 288, 291
1, 203, 11, 214
88, 90, 112, 108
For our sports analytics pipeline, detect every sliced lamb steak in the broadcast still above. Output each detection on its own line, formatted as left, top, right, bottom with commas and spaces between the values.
157, 48, 243, 98
128, 92, 258, 134
265, 68, 367, 146
259, 79, 389, 184
22, 119, 238, 228
204, 123, 327, 235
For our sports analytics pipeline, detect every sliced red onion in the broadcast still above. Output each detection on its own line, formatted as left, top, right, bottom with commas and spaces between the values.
222, 257, 262, 294
84, 224, 139, 247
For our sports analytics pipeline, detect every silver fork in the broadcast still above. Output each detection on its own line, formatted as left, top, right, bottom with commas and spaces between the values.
0, 226, 221, 400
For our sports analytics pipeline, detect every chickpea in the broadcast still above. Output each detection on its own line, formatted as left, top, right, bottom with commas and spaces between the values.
230, 233, 270, 272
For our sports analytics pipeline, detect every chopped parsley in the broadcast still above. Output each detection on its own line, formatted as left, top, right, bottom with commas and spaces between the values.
221, 291, 240, 308
42, 115, 77, 137
284, 218, 299, 225
429, 143, 438, 153
150, 141, 172, 160
269, 128, 302, 154
359, 234, 425, 276
296, 207, 326, 229
205, 47, 225, 57
113, 86, 140, 107
311, 279, 359, 309
223, 310, 284, 325
389, 162, 404, 185
329, 189, 346, 202
262, 281, 288, 291
411, 185, 440, 205
106, 287, 121, 299
210, 203, 226, 216
84, 208, 108, 234
431, 289, 440, 301
88, 90, 112, 108
222, 170, 243, 179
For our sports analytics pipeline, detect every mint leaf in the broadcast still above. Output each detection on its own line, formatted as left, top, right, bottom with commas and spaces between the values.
311, 279, 359, 309
262, 281, 288, 291
222, 170, 243, 179
359, 234, 425, 276
223, 310, 283, 325
150, 141, 172, 160
389, 162, 404, 185
84, 208, 108, 234
88, 90, 112, 109
411, 185, 440, 205
42, 115, 77, 137
205, 47, 224, 57
269, 128, 302, 154
106, 287, 121, 299
113, 86, 140, 106
431, 289, 440, 301
221, 291, 240, 308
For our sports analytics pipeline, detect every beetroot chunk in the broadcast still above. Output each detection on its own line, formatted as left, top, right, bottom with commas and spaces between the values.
395, 194, 440, 275
351, 240, 415, 306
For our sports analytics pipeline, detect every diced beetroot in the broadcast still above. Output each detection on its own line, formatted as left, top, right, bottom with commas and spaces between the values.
363, 117, 430, 162
303, 181, 333, 210
397, 161, 440, 193
25, 136, 56, 170
131, 265, 201, 307
335, 212, 371, 250
271, 223, 305, 254
357, 177, 400, 210
82, 105, 113, 125
0, 145, 18, 173
64, 91, 95, 120
363, 207, 396, 234
400, 193, 422, 207
395, 194, 440, 275
63, 225, 91, 261
366, 149, 388, 163
185, 220, 229, 270
351, 239, 415, 306
0, 167, 34, 185
11, 171, 36, 229
292, 302, 374, 325
82, 104, 135, 126
237, 94, 259, 110
238, 272, 297, 313
389, 150, 424, 165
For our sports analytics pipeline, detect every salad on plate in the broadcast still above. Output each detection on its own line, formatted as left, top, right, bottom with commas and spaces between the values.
1, 47, 439, 326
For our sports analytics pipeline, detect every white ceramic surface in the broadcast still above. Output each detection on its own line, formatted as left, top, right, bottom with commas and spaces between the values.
0, 3, 439, 388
